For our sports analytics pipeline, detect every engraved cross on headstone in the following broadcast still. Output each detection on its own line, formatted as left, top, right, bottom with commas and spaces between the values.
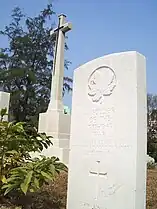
48, 14, 72, 111
89, 161, 107, 202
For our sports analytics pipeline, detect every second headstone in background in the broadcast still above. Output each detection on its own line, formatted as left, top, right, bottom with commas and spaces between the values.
0, 91, 10, 121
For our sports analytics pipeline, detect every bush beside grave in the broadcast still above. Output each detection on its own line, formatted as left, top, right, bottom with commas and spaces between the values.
0, 108, 67, 209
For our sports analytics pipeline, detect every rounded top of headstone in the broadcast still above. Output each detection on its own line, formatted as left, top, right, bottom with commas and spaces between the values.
87, 66, 116, 104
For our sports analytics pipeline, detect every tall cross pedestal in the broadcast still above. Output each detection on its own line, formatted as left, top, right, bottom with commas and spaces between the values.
37, 15, 72, 165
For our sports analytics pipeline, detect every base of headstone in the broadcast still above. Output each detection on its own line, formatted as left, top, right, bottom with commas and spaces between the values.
38, 109, 71, 165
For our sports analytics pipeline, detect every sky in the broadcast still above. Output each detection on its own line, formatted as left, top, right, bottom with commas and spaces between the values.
0, 0, 157, 108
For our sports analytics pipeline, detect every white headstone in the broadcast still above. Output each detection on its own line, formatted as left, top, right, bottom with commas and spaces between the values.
0, 91, 10, 120
67, 51, 147, 209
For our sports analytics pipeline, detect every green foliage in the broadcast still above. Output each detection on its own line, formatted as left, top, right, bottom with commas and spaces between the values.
2, 156, 66, 196
0, 108, 67, 199
0, 4, 72, 125
4, 172, 68, 209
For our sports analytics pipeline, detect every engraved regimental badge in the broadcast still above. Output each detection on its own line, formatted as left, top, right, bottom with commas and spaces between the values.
87, 66, 116, 104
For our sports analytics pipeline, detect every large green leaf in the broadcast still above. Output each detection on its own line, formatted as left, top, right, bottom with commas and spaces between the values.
6, 150, 19, 155
20, 170, 33, 194
2, 183, 19, 195
41, 171, 52, 180
34, 177, 40, 189
4, 184, 16, 195
49, 164, 56, 175
10, 167, 28, 174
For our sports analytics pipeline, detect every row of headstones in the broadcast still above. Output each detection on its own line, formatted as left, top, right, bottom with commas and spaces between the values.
0, 51, 153, 208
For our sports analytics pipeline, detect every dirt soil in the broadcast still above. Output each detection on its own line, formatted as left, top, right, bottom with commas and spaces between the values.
147, 169, 157, 209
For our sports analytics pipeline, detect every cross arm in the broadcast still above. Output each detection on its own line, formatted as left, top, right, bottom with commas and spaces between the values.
89, 171, 107, 177
62, 22, 72, 33
50, 22, 72, 38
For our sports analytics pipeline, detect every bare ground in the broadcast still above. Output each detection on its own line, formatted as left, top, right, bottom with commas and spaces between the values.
146, 169, 157, 209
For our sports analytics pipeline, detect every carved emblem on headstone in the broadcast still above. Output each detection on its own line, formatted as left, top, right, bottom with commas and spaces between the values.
87, 66, 116, 104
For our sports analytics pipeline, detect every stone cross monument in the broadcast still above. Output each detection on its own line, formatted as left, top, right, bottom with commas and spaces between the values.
38, 15, 72, 165
49, 14, 72, 111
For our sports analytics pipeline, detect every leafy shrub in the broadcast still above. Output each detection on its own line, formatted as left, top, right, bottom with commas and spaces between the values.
0, 108, 67, 208
0, 172, 67, 209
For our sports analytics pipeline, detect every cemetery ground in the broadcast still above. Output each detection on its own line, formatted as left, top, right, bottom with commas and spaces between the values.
0, 168, 156, 209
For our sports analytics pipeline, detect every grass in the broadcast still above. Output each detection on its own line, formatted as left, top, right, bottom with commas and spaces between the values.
0, 169, 157, 209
